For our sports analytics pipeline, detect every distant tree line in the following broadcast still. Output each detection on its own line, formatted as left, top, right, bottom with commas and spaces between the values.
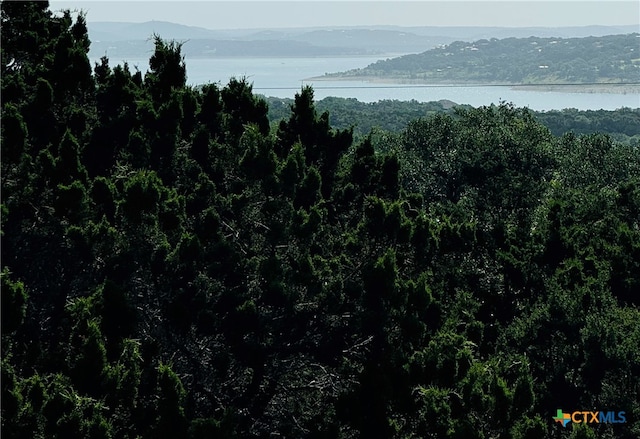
266, 96, 640, 145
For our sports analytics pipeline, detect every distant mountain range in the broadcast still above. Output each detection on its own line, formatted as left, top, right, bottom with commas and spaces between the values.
87, 21, 640, 59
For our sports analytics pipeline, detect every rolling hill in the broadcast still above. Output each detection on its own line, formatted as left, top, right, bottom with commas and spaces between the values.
319, 33, 640, 85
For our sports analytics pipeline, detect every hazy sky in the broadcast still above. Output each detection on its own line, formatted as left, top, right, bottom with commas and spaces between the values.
49, 1, 640, 29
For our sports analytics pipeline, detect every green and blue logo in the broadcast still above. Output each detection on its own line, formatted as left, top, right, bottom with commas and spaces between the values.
553, 409, 571, 427
553, 409, 626, 427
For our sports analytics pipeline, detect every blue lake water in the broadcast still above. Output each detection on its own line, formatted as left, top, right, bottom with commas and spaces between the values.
94, 56, 640, 111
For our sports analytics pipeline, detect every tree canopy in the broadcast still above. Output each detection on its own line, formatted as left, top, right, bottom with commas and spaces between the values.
2, 3, 639, 438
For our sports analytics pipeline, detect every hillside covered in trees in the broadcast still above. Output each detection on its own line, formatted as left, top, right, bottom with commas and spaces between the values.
265, 96, 640, 144
2, 3, 640, 439
322, 33, 640, 85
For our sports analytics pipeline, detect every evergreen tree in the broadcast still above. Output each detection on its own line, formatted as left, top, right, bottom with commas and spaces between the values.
2, 3, 639, 437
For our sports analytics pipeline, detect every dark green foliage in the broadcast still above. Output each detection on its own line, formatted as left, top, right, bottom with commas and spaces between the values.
153, 363, 188, 438
188, 417, 227, 438
1, 359, 23, 436
1, 268, 27, 333
119, 170, 163, 222
146, 35, 186, 103
1, 103, 28, 164
221, 77, 269, 142
90, 176, 117, 221
267, 96, 640, 145
2, 4, 639, 438
534, 107, 640, 144
295, 166, 322, 209
277, 86, 352, 198
56, 129, 89, 185
511, 415, 548, 439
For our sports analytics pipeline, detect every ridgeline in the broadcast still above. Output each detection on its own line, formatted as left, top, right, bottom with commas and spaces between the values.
319, 33, 640, 86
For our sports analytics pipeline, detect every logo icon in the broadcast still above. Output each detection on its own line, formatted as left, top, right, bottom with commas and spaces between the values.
553, 409, 571, 427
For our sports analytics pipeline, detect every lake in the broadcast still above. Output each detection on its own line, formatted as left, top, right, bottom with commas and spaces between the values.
94, 56, 640, 111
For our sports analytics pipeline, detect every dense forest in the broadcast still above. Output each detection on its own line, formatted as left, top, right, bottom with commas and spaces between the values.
323, 33, 640, 84
2, 3, 640, 439
265, 96, 640, 144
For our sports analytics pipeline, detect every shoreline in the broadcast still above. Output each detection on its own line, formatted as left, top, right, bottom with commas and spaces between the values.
510, 84, 640, 94
307, 75, 640, 94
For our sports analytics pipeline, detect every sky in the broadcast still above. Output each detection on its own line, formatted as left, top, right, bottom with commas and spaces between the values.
48, 1, 640, 29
